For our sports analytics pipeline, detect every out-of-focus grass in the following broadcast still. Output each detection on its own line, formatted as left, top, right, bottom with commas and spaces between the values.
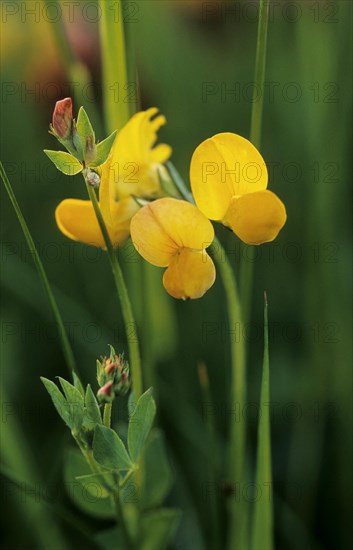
1, 1, 351, 549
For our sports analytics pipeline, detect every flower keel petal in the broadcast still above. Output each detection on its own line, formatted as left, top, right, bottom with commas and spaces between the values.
163, 248, 216, 300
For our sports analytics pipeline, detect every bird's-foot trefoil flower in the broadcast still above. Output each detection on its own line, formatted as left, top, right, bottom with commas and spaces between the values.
130, 198, 216, 300
55, 107, 171, 248
190, 133, 287, 245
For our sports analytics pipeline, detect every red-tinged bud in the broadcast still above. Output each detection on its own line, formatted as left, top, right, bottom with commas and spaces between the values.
97, 380, 113, 400
52, 98, 73, 139
105, 362, 116, 375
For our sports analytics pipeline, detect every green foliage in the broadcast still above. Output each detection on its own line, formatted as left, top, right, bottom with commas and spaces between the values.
64, 448, 114, 519
84, 384, 102, 429
90, 130, 118, 167
128, 387, 156, 463
140, 509, 181, 550
58, 377, 85, 431
40, 377, 73, 429
250, 295, 273, 549
142, 429, 173, 509
93, 424, 133, 471
43, 150, 83, 175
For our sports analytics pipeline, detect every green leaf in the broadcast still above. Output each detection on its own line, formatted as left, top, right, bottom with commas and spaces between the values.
90, 130, 117, 167
58, 377, 84, 431
140, 509, 181, 550
84, 384, 102, 428
76, 106, 95, 162
43, 150, 82, 175
95, 527, 124, 550
128, 388, 156, 463
40, 377, 72, 428
64, 448, 114, 518
72, 371, 85, 397
142, 429, 173, 509
250, 293, 273, 550
93, 424, 132, 471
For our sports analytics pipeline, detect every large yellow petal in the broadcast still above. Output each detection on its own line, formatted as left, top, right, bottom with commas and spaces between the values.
163, 248, 216, 300
55, 198, 136, 249
223, 190, 287, 245
108, 108, 172, 199
190, 133, 268, 220
130, 198, 214, 266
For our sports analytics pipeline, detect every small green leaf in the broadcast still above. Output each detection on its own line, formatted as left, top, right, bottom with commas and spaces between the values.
95, 527, 124, 550
93, 424, 132, 471
90, 130, 117, 167
64, 448, 114, 518
72, 371, 85, 397
44, 150, 82, 175
140, 509, 181, 550
128, 388, 156, 463
40, 377, 72, 428
84, 384, 102, 428
76, 106, 95, 162
250, 293, 273, 550
58, 377, 84, 431
142, 429, 173, 509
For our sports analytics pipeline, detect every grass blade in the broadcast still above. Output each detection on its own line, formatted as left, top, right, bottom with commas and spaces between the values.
250, 291, 273, 549
0, 161, 77, 375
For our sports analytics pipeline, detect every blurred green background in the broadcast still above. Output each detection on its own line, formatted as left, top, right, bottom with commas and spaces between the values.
1, 1, 352, 549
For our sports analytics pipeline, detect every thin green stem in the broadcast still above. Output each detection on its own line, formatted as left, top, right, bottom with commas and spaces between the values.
103, 403, 112, 427
113, 490, 136, 550
85, 181, 143, 399
209, 236, 247, 549
0, 161, 77, 375
99, 0, 132, 133
240, 0, 270, 326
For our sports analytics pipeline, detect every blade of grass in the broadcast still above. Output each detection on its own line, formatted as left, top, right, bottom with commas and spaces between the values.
0, 161, 77, 376
250, 291, 273, 550
240, 0, 270, 326
99, 0, 132, 132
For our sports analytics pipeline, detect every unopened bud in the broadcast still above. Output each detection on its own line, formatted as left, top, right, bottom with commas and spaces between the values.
86, 169, 100, 188
52, 98, 73, 139
85, 135, 97, 165
97, 380, 114, 402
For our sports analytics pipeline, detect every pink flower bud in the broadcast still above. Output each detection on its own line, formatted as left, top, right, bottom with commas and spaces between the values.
52, 98, 73, 139
97, 380, 113, 398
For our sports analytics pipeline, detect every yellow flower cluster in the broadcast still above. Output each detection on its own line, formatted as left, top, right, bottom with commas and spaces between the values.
56, 109, 286, 299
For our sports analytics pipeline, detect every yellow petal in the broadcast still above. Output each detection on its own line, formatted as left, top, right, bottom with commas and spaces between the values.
108, 108, 172, 200
130, 198, 214, 267
163, 248, 216, 300
223, 190, 287, 245
190, 132, 268, 220
55, 198, 136, 249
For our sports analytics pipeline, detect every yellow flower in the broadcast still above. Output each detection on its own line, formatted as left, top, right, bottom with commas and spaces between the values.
55, 108, 171, 248
190, 133, 287, 245
130, 198, 215, 299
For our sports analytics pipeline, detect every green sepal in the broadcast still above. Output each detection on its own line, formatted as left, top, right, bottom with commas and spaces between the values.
89, 130, 117, 167
43, 150, 83, 175
140, 508, 181, 550
58, 377, 84, 432
93, 424, 133, 471
84, 384, 102, 429
40, 377, 72, 429
128, 387, 156, 463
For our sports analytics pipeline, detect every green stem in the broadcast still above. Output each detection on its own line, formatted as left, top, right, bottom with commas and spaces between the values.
209, 237, 247, 548
85, 181, 143, 399
99, 0, 131, 133
113, 490, 136, 550
240, 0, 270, 326
103, 403, 112, 427
0, 161, 77, 375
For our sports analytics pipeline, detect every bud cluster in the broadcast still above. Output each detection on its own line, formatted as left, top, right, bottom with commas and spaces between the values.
96, 345, 130, 403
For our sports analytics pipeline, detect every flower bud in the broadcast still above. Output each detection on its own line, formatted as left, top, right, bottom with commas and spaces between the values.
52, 98, 73, 139
97, 380, 114, 403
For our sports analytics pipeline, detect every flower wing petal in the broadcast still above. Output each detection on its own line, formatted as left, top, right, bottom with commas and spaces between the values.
163, 249, 216, 300
223, 190, 287, 245
190, 133, 268, 219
